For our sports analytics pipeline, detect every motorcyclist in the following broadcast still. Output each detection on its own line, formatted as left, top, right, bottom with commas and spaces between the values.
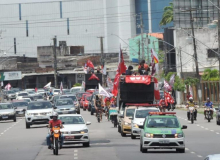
203, 97, 214, 119
186, 97, 197, 121
94, 95, 103, 121
46, 112, 64, 149
159, 96, 167, 112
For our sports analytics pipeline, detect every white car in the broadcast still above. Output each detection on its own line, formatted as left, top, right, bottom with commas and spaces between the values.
53, 89, 60, 95
25, 101, 54, 129
131, 107, 160, 139
16, 92, 29, 100
70, 87, 83, 94
17, 97, 32, 102
205, 154, 220, 160
25, 89, 35, 92
59, 114, 91, 147
26, 90, 36, 96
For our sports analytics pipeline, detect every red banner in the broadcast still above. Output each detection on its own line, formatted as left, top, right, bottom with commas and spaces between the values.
164, 91, 175, 104
88, 74, 100, 81
125, 76, 151, 85
154, 78, 160, 100
112, 73, 120, 96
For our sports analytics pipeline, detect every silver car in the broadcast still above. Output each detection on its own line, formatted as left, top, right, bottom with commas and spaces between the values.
12, 101, 28, 117
55, 98, 76, 114
205, 154, 220, 160
0, 103, 16, 122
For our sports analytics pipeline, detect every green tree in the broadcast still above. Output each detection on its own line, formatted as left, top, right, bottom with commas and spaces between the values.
73, 83, 81, 87
202, 68, 219, 81
160, 2, 173, 26
184, 77, 199, 86
164, 72, 185, 92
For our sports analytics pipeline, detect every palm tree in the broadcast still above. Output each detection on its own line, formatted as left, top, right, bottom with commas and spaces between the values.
160, 2, 173, 26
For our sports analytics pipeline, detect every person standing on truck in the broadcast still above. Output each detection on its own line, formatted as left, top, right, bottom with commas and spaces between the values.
125, 66, 133, 75
138, 60, 150, 75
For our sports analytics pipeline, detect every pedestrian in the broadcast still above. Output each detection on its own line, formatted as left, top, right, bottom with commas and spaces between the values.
125, 66, 133, 75
97, 66, 101, 74
138, 61, 149, 75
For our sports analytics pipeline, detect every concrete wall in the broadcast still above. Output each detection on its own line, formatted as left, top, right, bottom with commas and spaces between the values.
174, 28, 219, 74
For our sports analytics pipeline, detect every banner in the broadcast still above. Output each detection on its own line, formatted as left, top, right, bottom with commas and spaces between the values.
60, 82, 63, 95
125, 75, 151, 85
44, 82, 51, 89
99, 84, 113, 98
0, 71, 21, 81
154, 78, 160, 100
5, 83, 11, 91
164, 80, 172, 91
169, 74, 175, 87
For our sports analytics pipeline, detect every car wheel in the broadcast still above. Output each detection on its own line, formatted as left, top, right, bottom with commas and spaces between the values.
83, 108, 86, 111
217, 120, 219, 125
118, 125, 121, 133
121, 131, 126, 137
83, 142, 90, 147
131, 134, 136, 139
140, 143, 147, 153
26, 122, 30, 129
13, 116, 16, 122
176, 148, 185, 153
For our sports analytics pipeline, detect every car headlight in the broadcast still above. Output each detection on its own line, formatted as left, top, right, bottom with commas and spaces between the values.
27, 113, 34, 116
54, 130, 59, 134
175, 133, 183, 138
144, 133, 153, 138
124, 122, 131, 125
70, 108, 76, 111
133, 123, 139, 128
80, 129, 88, 134
47, 112, 52, 115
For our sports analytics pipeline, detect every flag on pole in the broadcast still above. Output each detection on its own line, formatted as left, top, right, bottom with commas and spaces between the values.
164, 80, 172, 91
81, 81, 85, 89
86, 60, 94, 69
99, 83, 113, 98
119, 48, 126, 75
44, 82, 51, 89
112, 73, 120, 96
103, 65, 107, 75
35, 87, 38, 93
189, 85, 193, 97
60, 82, 63, 95
169, 74, 176, 87
5, 83, 11, 91
151, 49, 159, 76
154, 78, 160, 100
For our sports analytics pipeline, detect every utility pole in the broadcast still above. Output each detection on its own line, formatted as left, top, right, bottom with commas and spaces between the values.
190, 9, 202, 106
179, 47, 183, 79
138, 39, 140, 63
98, 37, 104, 86
218, 0, 220, 107
53, 36, 58, 88
140, 13, 145, 61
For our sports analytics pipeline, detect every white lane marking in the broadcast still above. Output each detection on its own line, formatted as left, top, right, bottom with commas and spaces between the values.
216, 132, 219, 134
201, 126, 204, 128
74, 154, 77, 156
185, 148, 189, 150
205, 128, 208, 130
197, 155, 203, 158
197, 125, 200, 126
74, 150, 78, 152
211, 130, 214, 132
74, 157, 78, 160
191, 152, 195, 154
1, 133, 3, 135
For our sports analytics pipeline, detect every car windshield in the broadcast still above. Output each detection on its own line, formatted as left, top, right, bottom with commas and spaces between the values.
56, 99, 73, 106
54, 90, 60, 93
71, 88, 81, 93
86, 96, 91, 100
27, 102, 52, 110
0, 104, 13, 109
23, 99, 31, 103
135, 110, 158, 118
60, 96, 77, 101
18, 93, 28, 96
35, 95, 43, 99
147, 117, 180, 128
28, 91, 35, 94
7, 91, 15, 94
126, 109, 135, 117
59, 116, 85, 124
13, 102, 28, 107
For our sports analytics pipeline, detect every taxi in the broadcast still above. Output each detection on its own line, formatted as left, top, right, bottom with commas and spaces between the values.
140, 112, 187, 153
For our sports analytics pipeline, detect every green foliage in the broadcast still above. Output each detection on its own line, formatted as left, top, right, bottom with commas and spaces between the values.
164, 72, 185, 91
158, 50, 164, 64
160, 2, 173, 26
73, 83, 81, 87
173, 76, 185, 92
184, 77, 199, 86
202, 68, 219, 81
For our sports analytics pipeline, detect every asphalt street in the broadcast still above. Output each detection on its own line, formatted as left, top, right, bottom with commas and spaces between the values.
0, 109, 219, 160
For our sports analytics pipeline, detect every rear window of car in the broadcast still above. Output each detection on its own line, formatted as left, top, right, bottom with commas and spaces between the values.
135, 110, 158, 118
146, 117, 179, 128
18, 93, 28, 96
0, 104, 13, 109
13, 102, 28, 107
126, 109, 135, 117
60, 96, 77, 101
27, 102, 52, 110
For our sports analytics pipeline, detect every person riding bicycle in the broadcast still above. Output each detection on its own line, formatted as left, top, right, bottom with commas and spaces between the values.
94, 95, 103, 121
159, 96, 167, 112
203, 97, 214, 119
46, 112, 64, 149
186, 97, 197, 121
104, 97, 111, 119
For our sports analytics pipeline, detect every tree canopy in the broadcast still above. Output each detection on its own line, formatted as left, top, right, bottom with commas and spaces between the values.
160, 2, 173, 26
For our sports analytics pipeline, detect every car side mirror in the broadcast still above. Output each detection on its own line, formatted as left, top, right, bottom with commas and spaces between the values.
53, 106, 57, 109
215, 108, 219, 111
181, 125, 187, 129
86, 121, 91, 125
129, 117, 133, 120
119, 114, 124, 118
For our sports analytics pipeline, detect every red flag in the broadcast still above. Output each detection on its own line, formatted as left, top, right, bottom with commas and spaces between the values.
125, 75, 151, 85
112, 73, 120, 96
164, 91, 175, 104
154, 78, 160, 100
35, 87, 38, 92
119, 48, 126, 75
88, 74, 100, 81
86, 60, 94, 69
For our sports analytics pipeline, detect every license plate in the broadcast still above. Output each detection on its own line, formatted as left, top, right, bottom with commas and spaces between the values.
65, 136, 74, 140
36, 116, 44, 119
2, 116, 8, 119
18, 112, 24, 114
159, 140, 170, 144
63, 111, 69, 114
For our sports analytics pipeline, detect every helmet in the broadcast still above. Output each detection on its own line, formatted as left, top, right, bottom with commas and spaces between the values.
162, 96, 165, 99
207, 97, 210, 101
52, 112, 58, 117
189, 97, 193, 101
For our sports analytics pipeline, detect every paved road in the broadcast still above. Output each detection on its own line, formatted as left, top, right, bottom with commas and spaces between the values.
0, 109, 219, 160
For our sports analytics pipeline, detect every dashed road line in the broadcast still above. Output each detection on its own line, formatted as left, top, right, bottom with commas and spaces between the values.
191, 152, 195, 154
197, 155, 203, 158
210, 130, 214, 132
216, 132, 219, 134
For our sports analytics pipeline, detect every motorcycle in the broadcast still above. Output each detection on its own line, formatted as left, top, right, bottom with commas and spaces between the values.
205, 107, 212, 122
51, 126, 61, 155
189, 107, 195, 124
109, 108, 118, 128
97, 108, 102, 123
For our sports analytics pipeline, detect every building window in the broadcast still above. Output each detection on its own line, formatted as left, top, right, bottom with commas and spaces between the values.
207, 48, 219, 58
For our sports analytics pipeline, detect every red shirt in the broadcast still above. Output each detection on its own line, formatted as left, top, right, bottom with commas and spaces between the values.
159, 99, 167, 106
49, 119, 62, 127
